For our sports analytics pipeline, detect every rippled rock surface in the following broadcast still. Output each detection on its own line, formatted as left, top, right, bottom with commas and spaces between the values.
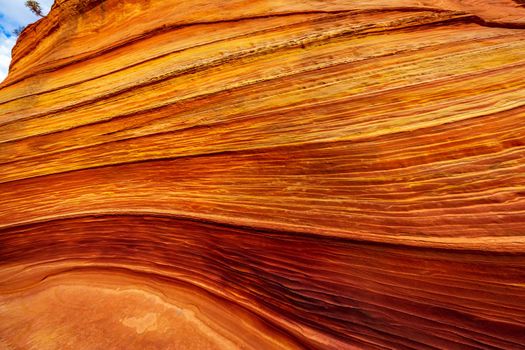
1, 0, 525, 349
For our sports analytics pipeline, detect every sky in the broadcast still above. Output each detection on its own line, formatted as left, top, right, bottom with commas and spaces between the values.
0, 0, 54, 82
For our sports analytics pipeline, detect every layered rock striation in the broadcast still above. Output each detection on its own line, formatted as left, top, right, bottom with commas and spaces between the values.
1, 0, 525, 349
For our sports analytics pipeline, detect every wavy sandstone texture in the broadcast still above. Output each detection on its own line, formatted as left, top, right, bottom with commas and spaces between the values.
1, 0, 525, 349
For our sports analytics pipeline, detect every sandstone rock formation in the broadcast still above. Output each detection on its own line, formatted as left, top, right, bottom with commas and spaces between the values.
1, 0, 525, 349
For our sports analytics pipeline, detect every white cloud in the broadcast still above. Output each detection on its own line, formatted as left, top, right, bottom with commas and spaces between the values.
0, 0, 54, 82
0, 0, 54, 31
0, 33, 16, 82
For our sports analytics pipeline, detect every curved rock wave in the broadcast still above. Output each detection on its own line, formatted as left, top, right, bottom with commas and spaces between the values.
2, 215, 525, 349
1, 0, 525, 348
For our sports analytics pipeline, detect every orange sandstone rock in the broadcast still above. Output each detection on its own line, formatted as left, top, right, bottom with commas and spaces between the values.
1, 0, 525, 349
